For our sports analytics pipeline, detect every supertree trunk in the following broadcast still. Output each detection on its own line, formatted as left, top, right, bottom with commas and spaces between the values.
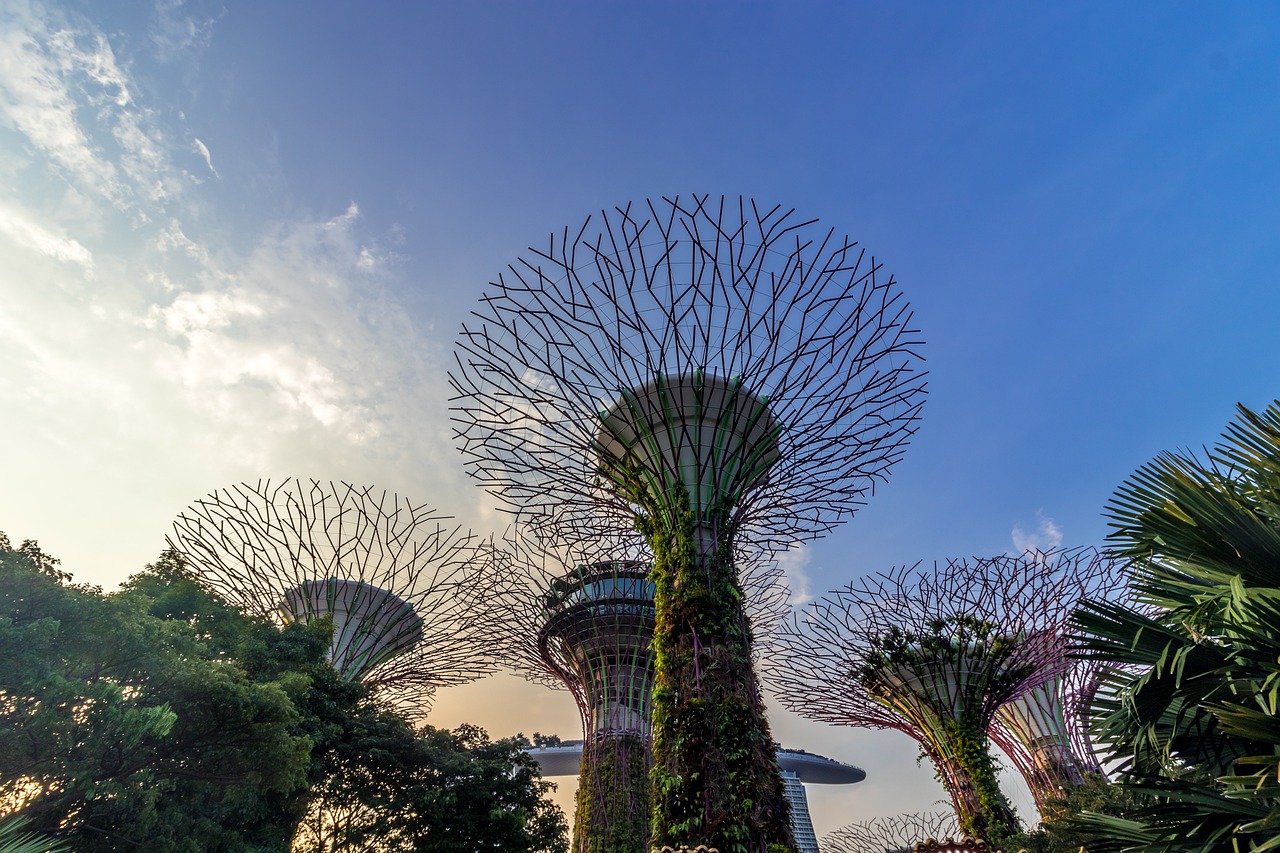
641, 505, 792, 853
575, 734, 652, 853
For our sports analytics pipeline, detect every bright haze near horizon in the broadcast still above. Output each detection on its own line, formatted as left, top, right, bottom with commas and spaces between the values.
3, 0, 1278, 837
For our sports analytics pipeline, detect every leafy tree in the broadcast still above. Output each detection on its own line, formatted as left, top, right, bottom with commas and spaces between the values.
295, 711, 567, 852
2, 536, 567, 853
1006, 774, 1151, 853
1, 539, 327, 850
1069, 402, 1280, 852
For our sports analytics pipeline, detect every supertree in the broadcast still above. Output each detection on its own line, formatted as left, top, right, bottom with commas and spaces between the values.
167, 478, 497, 714
821, 812, 960, 853
484, 527, 792, 853
954, 551, 1123, 817
988, 647, 1106, 815
763, 549, 1116, 842
451, 194, 926, 852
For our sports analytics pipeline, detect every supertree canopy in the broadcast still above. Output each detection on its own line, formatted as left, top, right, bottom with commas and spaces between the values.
763, 549, 1116, 842
989, 659, 1105, 813
168, 478, 496, 714
483, 529, 791, 853
822, 812, 961, 853
964, 552, 1123, 815
451, 195, 925, 853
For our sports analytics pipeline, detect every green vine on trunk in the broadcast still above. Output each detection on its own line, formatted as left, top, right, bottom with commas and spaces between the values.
575, 734, 651, 853
607, 460, 794, 853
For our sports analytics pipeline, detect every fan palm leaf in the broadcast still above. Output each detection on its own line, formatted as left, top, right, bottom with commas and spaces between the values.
1067, 401, 1280, 853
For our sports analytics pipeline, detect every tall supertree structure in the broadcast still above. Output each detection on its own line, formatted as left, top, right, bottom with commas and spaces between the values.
989, 658, 1104, 812
168, 478, 496, 713
968, 554, 1122, 815
822, 813, 960, 853
486, 530, 792, 853
451, 195, 925, 852
763, 549, 1115, 841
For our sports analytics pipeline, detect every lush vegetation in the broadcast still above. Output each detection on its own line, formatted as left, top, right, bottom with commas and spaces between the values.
1066, 401, 1280, 853
572, 735, 650, 853
0, 536, 567, 852
629, 485, 793, 853
861, 616, 1025, 845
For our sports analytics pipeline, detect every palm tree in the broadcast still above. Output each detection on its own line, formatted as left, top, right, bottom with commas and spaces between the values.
0, 817, 65, 853
1070, 401, 1280, 852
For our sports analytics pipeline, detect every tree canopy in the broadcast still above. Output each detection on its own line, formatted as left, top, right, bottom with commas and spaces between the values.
0, 535, 567, 853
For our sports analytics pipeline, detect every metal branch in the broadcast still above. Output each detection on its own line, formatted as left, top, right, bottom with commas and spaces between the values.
822, 813, 961, 853
449, 195, 926, 552
167, 478, 498, 716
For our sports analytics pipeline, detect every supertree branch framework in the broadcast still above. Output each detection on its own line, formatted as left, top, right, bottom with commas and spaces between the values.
822, 812, 961, 853
926, 552, 1122, 816
451, 195, 925, 853
450, 194, 926, 551
762, 548, 1117, 841
481, 528, 792, 853
168, 478, 497, 714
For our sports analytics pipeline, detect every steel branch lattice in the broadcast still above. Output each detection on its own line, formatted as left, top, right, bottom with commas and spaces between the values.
481, 527, 792, 711
168, 478, 498, 714
449, 194, 926, 551
822, 813, 961, 853
763, 547, 1122, 823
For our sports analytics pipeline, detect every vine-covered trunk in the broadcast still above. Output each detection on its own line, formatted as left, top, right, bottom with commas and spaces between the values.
574, 734, 651, 853
935, 719, 1020, 843
645, 513, 796, 853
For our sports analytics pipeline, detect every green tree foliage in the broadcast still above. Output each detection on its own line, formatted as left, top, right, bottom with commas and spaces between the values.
1, 538, 323, 850
1, 537, 568, 853
1069, 401, 1280, 852
1007, 774, 1150, 853
296, 713, 568, 853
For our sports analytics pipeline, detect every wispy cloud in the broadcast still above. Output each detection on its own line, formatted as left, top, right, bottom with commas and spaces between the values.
775, 544, 814, 608
149, 0, 218, 62
192, 137, 217, 178
0, 4, 466, 585
0, 200, 94, 269
0, 3, 179, 210
1011, 512, 1063, 554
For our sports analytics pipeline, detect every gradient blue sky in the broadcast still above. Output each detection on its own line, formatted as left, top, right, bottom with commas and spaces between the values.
3, 0, 1279, 837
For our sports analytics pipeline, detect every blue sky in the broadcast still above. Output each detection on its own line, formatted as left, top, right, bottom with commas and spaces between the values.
3, 0, 1279, 836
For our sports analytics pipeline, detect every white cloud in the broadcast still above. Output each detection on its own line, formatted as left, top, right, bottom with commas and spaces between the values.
0, 18, 123, 202
0, 4, 181, 210
774, 543, 814, 608
1011, 512, 1063, 554
192, 137, 217, 178
0, 200, 94, 269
